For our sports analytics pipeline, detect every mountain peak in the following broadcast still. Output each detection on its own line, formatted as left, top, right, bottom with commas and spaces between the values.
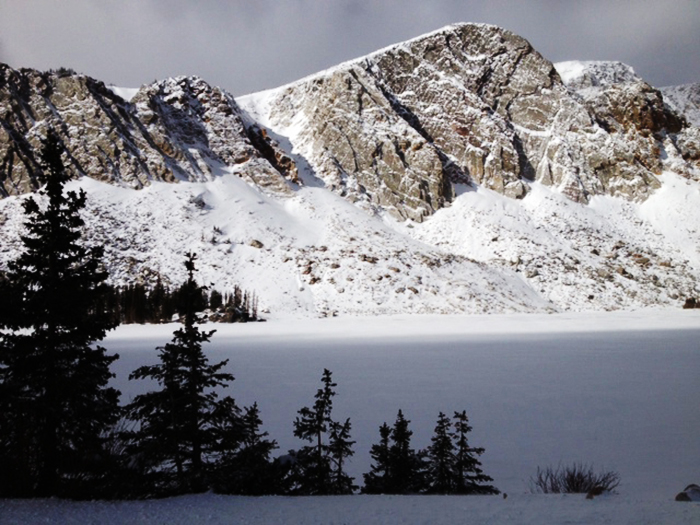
242, 22, 696, 222
555, 60, 642, 90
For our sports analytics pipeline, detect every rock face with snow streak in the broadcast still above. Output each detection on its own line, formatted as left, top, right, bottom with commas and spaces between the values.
2, 25, 699, 211
0, 65, 297, 197
555, 60, 700, 185
245, 25, 699, 221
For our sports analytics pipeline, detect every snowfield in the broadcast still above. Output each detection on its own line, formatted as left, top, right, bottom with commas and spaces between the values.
2, 310, 698, 524
1, 168, 699, 319
3, 492, 700, 525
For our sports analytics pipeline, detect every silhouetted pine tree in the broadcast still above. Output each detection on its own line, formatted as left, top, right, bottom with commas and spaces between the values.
362, 422, 392, 493
451, 410, 499, 495
125, 253, 237, 495
209, 289, 223, 311
122, 283, 149, 324
211, 402, 286, 495
0, 131, 120, 498
289, 369, 355, 494
148, 278, 169, 321
362, 410, 425, 494
328, 418, 357, 494
387, 409, 426, 494
424, 412, 455, 493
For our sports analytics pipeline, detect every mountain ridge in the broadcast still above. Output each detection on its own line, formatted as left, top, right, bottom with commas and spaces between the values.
1, 23, 699, 318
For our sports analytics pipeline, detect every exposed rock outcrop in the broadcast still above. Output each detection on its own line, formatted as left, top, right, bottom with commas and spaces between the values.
675, 484, 700, 502
0, 65, 298, 197
555, 60, 642, 90
241, 25, 700, 221
556, 61, 700, 185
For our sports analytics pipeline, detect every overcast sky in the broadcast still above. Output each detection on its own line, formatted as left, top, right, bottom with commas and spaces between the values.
1, 0, 698, 96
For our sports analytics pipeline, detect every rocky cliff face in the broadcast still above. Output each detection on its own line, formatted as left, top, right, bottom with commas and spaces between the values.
0, 65, 298, 197
555, 60, 699, 183
660, 82, 700, 171
242, 24, 699, 221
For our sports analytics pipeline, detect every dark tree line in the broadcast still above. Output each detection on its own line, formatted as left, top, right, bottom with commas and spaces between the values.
101, 280, 259, 325
0, 132, 498, 499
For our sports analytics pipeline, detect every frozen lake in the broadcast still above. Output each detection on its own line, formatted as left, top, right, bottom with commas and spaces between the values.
104, 309, 700, 498
4, 309, 699, 524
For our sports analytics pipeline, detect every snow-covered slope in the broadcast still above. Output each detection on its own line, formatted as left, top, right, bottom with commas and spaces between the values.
2, 167, 698, 318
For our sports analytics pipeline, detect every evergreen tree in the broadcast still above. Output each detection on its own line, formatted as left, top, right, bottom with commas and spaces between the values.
211, 402, 285, 495
361, 422, 392, 494
451, 410, 499, 495
122, 283, 148, 324
126, 253, 237, 495
209, 289, 223, 311
0, 131, 120, 497
424, 411, 456, 494
387, 409, 426, 494
290, 369, 354, 494
362, 410, 425, 494
328, 418, 357, 494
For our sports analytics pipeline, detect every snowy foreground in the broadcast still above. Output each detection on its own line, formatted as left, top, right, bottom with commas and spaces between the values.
2, 309, 699, 524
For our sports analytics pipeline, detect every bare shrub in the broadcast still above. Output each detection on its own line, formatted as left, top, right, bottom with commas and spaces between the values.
529, 463, 620, 494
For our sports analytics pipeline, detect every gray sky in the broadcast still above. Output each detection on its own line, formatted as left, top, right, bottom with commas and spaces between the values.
1, 0, 698, 96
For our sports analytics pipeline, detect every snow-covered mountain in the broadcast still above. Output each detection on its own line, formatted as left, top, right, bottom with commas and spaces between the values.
1, 23, 699, 318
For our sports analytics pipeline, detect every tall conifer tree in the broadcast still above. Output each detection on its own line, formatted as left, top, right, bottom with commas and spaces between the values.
0, 131, 120, 497
290, 369, 355, 494
126, 253, 237, 494
328, 417, 356, 494
388, 409, 426, 494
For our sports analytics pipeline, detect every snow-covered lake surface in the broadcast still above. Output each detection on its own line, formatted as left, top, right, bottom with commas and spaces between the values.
2, 309, 699, 524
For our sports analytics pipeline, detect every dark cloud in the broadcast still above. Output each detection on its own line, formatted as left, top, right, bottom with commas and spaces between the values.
0, 0, 697, 95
